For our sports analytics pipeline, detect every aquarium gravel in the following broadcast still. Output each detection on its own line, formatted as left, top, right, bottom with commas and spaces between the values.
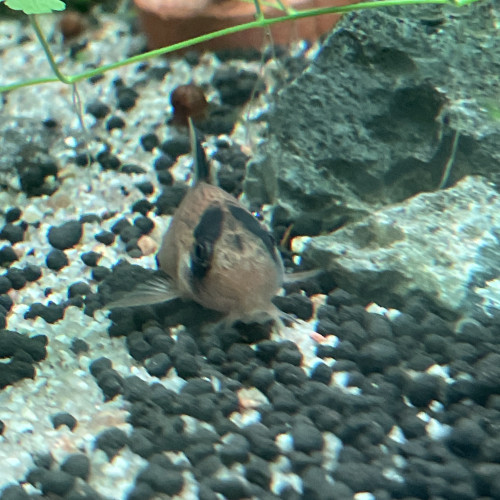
1, 5, 500, 500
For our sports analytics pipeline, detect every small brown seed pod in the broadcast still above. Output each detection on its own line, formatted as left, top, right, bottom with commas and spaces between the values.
59, 11, 86, 40
170, 84, 208, 126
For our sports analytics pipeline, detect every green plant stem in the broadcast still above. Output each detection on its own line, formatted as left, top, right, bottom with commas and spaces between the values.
0, 0, 480, 94
29, 14, 70, 84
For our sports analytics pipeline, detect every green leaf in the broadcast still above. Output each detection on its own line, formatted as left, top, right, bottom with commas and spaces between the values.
4, 0, 66, 14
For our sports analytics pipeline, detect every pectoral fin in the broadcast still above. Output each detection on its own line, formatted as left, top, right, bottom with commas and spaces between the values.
105, 276, 179, 309
283, 269, 321, 284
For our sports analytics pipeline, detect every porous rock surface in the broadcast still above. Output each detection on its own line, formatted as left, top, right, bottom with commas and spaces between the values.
246, 2, 500, 226
246, 1, 500, 319
301, 175, 500, 319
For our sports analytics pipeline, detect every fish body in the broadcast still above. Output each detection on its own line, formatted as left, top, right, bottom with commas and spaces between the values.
158, 180, 284, 318
108, 119, 285, 323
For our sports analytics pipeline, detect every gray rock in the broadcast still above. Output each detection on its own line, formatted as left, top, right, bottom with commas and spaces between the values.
0, 117, 61, 195
245, 3, 500, 236
301, 176, 499, 319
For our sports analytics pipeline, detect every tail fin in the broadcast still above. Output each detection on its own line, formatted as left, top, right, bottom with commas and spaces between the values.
188, 117, 210, 184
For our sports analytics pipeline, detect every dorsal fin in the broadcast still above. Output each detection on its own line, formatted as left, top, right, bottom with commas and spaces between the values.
188, 117, 210, 184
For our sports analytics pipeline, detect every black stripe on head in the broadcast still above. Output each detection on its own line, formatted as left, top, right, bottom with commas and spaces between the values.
190, 205, 224, 281
226, 204, 279, 263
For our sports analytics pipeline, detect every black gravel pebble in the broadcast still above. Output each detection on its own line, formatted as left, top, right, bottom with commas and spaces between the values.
81, 251, 101, 267
405, 373, 442, 407
219, 433, 250, 466
22, 263, 42, 282
106, 115, 125, 131
185, 442, 214, 466
70, 338, 89, 355
121, 163, 146, 175
292, 423, 324, 453
94, 427, 128, 460
274, 363, 307, 386
174, 353, 200, 378
136, 463, 184, 495
42, 117, 57, 128
446, 417, 486, 458
273, 293, 313, 321
268, 383, 300, 413
241, 424, 279, 460
85, 100, 110, 119
94, 230, 115, 245
60, 453, 90, 480
0, 357, 35, 389
68, 282, 91, 298
255, 340, 279, 363
155, 184, 188, 215
96, 150, 121, 170
135, 181, 155, 196
207, 477, 252, 499
145, 352, 172, 377
39, 470, 75, 496
160, 137, 190, 159
123, 376, 151, 403
74, 152, 92, 167
47, 220, 82, 250
275, 342, 302, 366
0, 485, 30, 499
89, 357, 112, 377
140, 133, 159, 152
111, 217, 131, 234
245, 455, 271, 489
327, 288, 356, 307
0, 330, 47, 361
306, 466, 353, 499
91, 266, 111, 282
0, 277, 12, 294
51, 411, 77, 430
5, 268, 26, 290
94, 367, 124, 401
148, 65, 170, 81
310, 362, 333, 384
120, 225, 142, 243
134, 216, 154, 235
153, 154, 174, 171
0, 245, 18, 266
126, 482, 154, 500
184, 50, 200, 66
212, 66, 260, 106
129, 427, 159, 459
0, 223, 25, 244
5, 207, 22, 223
0, 294, 12, 311
116, 87, 139, 111
132, 199, 154, 215
358, 338, 399, 374
80, 213, 101, 224
46, 249, 68, 270
157, 169, 174, 186
25, 302, 64, 323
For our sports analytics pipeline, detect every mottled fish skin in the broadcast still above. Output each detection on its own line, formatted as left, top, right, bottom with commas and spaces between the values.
156, 181, 284, 318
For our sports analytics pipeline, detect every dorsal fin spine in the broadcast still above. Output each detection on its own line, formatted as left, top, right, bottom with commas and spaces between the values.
188, 117, 210, 184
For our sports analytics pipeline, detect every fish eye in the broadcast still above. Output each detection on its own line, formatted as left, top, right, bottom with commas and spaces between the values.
194, 240, 212, 266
